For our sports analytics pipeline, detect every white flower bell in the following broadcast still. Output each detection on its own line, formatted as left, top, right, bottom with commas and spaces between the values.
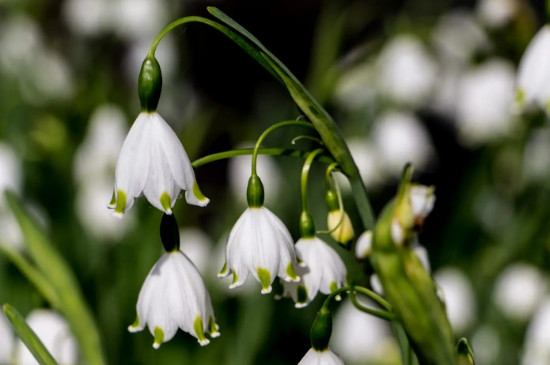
282, 236, 346, 308
129, 250, 220, 347
218, 175, 299, 294
129, 214, 219, 347
298, 348, 345, 365
218, 206, 300, 293
110, 56, 208, 217
517, 25, 550, 112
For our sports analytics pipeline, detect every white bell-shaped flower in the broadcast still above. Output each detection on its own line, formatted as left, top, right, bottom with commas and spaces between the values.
129, 250, 220, 348
218, 206, 300, 294
110, 111, 208, 217
517, 25, 550, 112
282, 237, 346, 308
298, 348, 344, 365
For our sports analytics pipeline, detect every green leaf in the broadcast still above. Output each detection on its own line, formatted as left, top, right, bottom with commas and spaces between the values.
0, 244, 61, 309
3, 304, 58, 365
206, 7, 374, 228
5, 191, 106, 365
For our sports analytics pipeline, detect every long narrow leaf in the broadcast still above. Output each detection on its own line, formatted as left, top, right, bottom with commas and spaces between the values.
3, 304, 58, 365
5, 191, 105, 365
0, 244, 61, 309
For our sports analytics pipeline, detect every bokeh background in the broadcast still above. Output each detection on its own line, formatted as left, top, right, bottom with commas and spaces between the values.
0, 0, 549, 364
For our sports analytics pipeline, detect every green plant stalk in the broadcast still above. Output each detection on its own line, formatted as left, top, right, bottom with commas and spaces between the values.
5, 192, 106, 365
300, 149, 325, 212
3, 304, 58, 365
191, 147, 335, 168
251, 120, 315, 176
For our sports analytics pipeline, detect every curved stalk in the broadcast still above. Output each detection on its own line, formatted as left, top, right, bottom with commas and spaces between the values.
300, 148, 325, 212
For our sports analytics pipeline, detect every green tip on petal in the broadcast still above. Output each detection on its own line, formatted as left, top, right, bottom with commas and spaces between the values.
516, 88, 525, 105
229, 272, 239, 288
114, 190, 127, 216
217, 262, 228, 277
194, 316, 210, 346
160, 192, 172, 214
208, 316, 220, 338
108, 190, 116, 208
257, 267, 272, 294
153, 327, 164, 349
330, 281, 342, 301
128, 317, 140, 333
296, 285, 308, 308
193, 181, 208, 203
286, 263, 299, 282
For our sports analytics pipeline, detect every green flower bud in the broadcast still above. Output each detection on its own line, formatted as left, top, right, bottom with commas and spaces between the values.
246, 174, 264, 208
160, 213, 180, 252
310, 306, 332, 351
138, 56, 162, 112
300, 211, 316, 238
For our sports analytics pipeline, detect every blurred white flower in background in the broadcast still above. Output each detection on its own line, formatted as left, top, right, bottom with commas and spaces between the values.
432, 11, 488, 66
179, 228, 213, 274
523, 127, 550, 182
111, 0, 168, 41
493, 263, 548, 322
346, 138, 383, 189
228, 147, 281, 207
0, 312, 14, 364
74, 105, 135, 240
371, 111, 434, 178
333, 63, 377, 112
471, 325, 500, 365
477, 0, 519, 28
0, 143, 24, 248
0, 143, 22, 206
375, 35, 438, 108
522, 298, 550, 365
0, 15, 74, 104
434, 267, 476, 333
62, 0, 111, 37
14, 309, 78, 365
516, 25, 550, 113
331, 300, 398, 364
455, 59, 516, 146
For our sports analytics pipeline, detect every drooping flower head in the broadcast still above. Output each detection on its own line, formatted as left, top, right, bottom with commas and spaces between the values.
218, 174, 300, 293
325, 189, 354, 248
129, 214, 219, 348
110, 55, 208, 217
298, 348, 345, 365
282, 212, 346, 308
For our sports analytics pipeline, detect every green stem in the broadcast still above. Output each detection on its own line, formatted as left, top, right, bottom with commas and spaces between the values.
300, 148, 325, 212
321, 285, 394, 321
349, 291, 397, 321
252, 120, 315, 176
191, 147, 335, 168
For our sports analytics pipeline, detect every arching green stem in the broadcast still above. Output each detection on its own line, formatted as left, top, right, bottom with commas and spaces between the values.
301, 148, 325, 213
191, 147, 335, 168
318, 165, 346, 235
320, 285, 394, 321
252, 120, 315, 176
291, 135, 324, 146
